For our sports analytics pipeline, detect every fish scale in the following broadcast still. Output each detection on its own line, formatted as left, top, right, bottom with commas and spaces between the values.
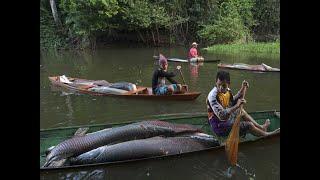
43, 121, 202, 167
70, 135, 220, 165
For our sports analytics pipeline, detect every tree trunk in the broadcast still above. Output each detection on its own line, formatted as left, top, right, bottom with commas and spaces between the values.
151, 29, 156, 46
156, 24, 160, 46
185, 21, 189, 43
145, 29, 150, 46
137, 29, 146, 44
90, 35, 97, 50
180, 23, 186, 44
49, 0, 62, 27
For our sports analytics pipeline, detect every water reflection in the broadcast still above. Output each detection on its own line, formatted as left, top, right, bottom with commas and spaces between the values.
58, 169, 107, 180
65, 95, 74, 126
189, 62, 204, 84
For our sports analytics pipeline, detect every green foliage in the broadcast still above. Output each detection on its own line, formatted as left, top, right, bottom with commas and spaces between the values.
119, 0, 177, 30
198, 17, 251, 44
233, 0, 256, 29
40, 2, 68, 49
40, 0, 280, 49
252, 0, 280, 41
198, 0, 254, 44
59, 0, 120, 46
204, 42, 280, 54
149, 4, 171, 28
120, 0, 152, 29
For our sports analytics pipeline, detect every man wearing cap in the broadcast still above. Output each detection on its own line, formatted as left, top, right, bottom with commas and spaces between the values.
188, 42, 198, 58
152, 54, 184, 95
188, 42, 204, 62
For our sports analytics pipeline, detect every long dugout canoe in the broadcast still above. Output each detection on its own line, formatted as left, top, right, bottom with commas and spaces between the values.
40, 110, 280, 171
49, 76, 201, 101
217, 63, 280, 72
153, 56, 220, 63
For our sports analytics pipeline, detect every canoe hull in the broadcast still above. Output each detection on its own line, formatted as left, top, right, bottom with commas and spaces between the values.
153, 56, 220, 63
218, 63, 280, 72
49, 76, 201, 100
40, 110, 280, 171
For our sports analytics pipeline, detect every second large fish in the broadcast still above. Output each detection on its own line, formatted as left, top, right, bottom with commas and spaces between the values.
69, 133, 220, 165
43, 120, 203, 167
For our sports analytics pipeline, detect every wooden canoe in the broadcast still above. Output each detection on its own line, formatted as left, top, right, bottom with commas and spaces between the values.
48, 76, 201, 100
40, 110, 280, 171
217, 63, 280, 72
153, 56, 220, 63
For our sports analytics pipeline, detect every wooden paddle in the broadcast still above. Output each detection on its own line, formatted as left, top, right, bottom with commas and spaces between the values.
178, 68, 186, 85
178, 68, 189, 92
225, 86, 247, 166
152, 56, 220, 63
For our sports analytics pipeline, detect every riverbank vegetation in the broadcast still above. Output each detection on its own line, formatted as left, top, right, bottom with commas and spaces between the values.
41, 0, 279, 50
204, 41, 279, 54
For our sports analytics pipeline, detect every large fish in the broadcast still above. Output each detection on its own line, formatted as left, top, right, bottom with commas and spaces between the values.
69, 133, 220, 165
43, 121, 202, 167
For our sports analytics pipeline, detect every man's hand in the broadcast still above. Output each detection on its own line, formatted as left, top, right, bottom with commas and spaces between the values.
176, 65, 181, 70
236, 98, 247, 108
242, 80, 249, 89
182, 84, 188, 92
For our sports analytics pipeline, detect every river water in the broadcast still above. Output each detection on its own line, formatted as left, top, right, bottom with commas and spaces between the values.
40, 45, 280, 179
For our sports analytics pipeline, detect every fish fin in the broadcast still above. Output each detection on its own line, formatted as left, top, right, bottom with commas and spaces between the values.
261, 63, 273, 71
43, 158, 67, 167
274, 111, 280, 118
42, 161, 49, 167
74, 127, 89, 136
63, 158, 71, 166
45, 146, 55, 156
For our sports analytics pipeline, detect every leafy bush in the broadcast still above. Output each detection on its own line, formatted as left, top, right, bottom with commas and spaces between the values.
59, 0, 120, 47
40, 0, 279, 49
40, 3, 68, 49
198, 0, 254, 45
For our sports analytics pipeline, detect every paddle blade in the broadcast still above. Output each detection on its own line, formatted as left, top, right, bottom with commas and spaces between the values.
225, 114, 241, 166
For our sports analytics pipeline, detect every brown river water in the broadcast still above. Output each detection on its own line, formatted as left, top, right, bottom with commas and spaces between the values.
40, 45, 279, 179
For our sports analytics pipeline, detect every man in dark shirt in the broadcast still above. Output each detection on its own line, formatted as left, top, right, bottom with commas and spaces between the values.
152, 54, 183, 95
